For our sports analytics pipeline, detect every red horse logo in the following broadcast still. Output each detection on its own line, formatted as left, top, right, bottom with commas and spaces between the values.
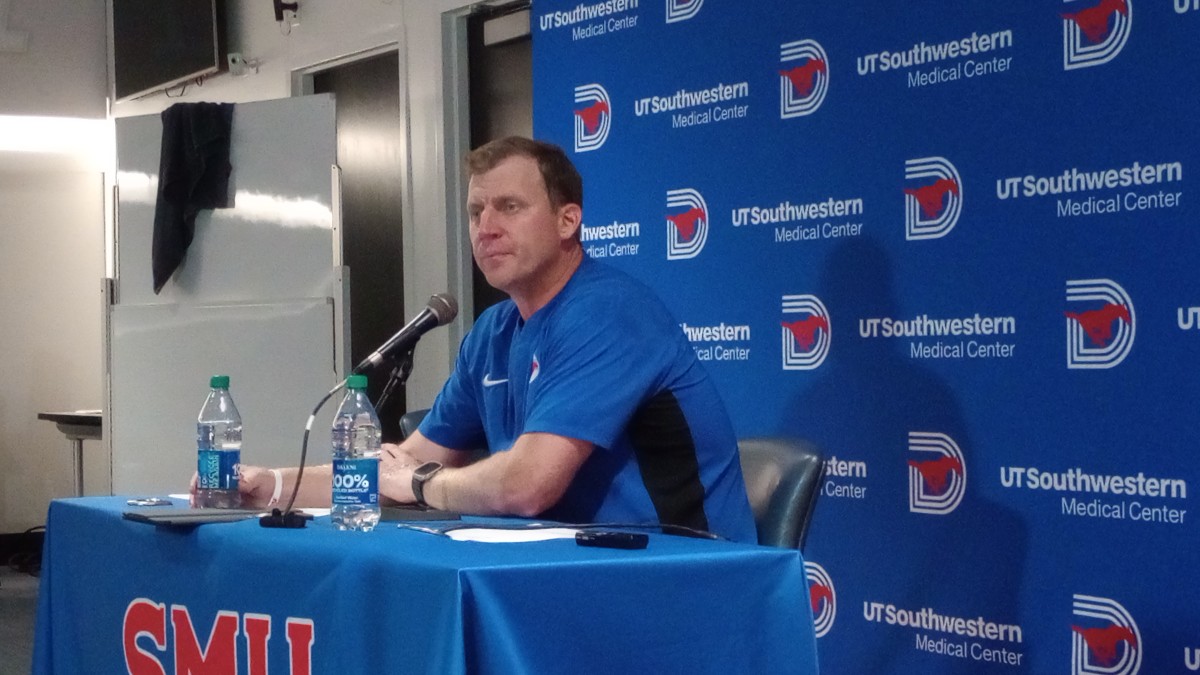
1072, 624, 1137, 665
809, 583, 834, 614
1065, 303, 1131, 347
904, 178, 959, 219
780, 59, 827, 97
782, 316, 829, 351
574, 100, 609, 135
908, 455, 963, 494
666, 207, 705, 242
1062, 0, 1128, 44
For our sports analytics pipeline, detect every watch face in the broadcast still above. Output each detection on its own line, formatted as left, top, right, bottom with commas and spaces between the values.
412, 462, 443, 507
415, 462, 442, 481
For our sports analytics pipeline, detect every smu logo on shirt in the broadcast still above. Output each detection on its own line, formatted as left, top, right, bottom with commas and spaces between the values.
779, 39, 829, 118
529, 354, 541, 384
907, 431, 966, 515
781, 294, 830, 370
1065, 279, 1135, 369
804, 562, 837, 638
665, 0, 702, 23
904, 157, 962, 240
574, 84, 611, 152
1071, 594, 1142, 675
1062, 0, 1131, 70
666, 188, 709, 260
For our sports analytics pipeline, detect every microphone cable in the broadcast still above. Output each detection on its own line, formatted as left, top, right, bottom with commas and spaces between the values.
260, 377, 347, 528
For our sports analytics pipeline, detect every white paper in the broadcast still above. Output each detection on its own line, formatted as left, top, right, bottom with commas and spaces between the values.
445, 527, 580, 543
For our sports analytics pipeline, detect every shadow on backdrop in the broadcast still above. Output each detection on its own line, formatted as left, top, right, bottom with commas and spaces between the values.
782, 237, 1032, 674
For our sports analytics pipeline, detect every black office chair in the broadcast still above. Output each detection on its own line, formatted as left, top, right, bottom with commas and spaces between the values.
399, 408, 489, 463
738, 437, 825, 550
399, 408, 429, 440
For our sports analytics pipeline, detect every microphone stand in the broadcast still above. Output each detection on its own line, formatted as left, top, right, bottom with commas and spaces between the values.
372, 347, 414, 419
260, 349, 416, 529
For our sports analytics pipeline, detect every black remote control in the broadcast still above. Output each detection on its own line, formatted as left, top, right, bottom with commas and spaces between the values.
575, 530, 649, 550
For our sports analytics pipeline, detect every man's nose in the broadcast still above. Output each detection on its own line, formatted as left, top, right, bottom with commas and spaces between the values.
475, 207, 501, 236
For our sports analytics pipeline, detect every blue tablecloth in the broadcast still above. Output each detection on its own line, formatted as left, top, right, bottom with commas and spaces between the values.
33, 497, 818, 674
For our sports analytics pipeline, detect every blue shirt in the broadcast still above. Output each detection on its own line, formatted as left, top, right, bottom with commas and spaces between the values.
421, 256, 756, 543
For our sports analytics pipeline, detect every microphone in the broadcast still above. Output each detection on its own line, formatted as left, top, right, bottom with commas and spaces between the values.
261, 293, 457, 529
353, 293, 458, 373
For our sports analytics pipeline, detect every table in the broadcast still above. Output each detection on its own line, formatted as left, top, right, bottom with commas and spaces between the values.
33, 497, 818, 674
36, 411, 102, 496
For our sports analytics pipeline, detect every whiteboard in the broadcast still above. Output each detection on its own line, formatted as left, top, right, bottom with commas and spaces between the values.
109, 300, 339, 493
109, 95, 345, 495
114, 95, 339, 305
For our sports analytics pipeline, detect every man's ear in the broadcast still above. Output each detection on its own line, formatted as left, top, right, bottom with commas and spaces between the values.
557, 203, 582, 241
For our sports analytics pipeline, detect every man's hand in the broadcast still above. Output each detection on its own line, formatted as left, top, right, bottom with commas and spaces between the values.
188, 465, 275, 509
379, 443, 422, 504
237, 465, 279, 509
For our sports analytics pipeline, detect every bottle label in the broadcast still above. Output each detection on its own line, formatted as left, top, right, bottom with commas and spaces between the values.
197, 450, 240, 491
332, 458, 379, 506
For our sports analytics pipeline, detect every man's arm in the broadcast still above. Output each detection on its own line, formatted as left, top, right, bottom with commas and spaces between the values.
384, 429, 476, 467
190, 464, 335, 510
379, 431, 592, 517
258, 464, 332, 508
192, 430, 477, 510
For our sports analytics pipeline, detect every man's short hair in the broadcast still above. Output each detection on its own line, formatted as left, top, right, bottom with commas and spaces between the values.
465, 136, 583, 211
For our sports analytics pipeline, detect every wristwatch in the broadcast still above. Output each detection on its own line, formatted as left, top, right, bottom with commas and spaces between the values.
411, 461, 444, 508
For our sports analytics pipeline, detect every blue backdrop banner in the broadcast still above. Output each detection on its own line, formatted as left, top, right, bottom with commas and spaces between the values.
533, 1, 1200, 673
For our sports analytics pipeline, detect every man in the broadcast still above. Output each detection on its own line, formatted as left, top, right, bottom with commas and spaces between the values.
228, 136, 755, 542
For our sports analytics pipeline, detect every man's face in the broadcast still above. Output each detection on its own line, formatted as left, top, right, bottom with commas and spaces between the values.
466, 155, 576, 297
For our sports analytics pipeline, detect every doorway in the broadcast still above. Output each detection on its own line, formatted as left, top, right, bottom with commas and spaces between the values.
312, 51, 407, 439
466, 2, 532, 318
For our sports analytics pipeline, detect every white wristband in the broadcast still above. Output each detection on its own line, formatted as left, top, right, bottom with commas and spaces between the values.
268, 469, 283, 507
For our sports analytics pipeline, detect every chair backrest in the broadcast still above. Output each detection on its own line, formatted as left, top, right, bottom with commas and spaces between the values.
399, 408, 489, 463
738, 437, 825, 550
399, 408, 430, 440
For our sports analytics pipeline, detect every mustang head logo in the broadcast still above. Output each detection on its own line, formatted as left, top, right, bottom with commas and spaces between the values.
779, 59, 827, 97
1072, 624, 1138, 666
1062, 0, 1128, 44
782, 316, 829, 351
904, 178, 960, 219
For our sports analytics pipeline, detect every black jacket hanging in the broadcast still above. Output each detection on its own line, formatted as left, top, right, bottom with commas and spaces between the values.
151, 102, 234, 293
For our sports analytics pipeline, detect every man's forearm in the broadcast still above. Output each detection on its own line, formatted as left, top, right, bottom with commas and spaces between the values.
276, 464, 333, 508
423, 433, 592, 517
424, 458, 514, 515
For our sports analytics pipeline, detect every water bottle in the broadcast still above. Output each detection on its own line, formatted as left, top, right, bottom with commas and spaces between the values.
195, 375, 242, 509
331, 374, 381, 531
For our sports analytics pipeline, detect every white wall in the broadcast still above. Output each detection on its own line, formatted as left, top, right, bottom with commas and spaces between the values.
0, 171, 106, 530
0, 0, 107, 118
0, 0, 107, 532
0, 0, 479, 531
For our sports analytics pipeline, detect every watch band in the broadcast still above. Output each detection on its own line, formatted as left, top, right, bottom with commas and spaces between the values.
411, 461, 444, 508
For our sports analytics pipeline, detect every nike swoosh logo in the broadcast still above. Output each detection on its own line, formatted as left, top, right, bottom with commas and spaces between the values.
482, 375, 509, 387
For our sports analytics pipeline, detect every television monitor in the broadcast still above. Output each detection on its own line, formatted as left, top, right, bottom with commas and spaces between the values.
110, 0, 226, 101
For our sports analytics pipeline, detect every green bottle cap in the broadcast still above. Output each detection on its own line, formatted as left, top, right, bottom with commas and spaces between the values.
210, 375, 230, 388
346, 374, 368, 390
